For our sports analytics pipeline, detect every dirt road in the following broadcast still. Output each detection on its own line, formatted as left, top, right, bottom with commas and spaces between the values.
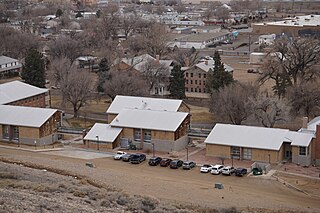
0, 147, 319, 212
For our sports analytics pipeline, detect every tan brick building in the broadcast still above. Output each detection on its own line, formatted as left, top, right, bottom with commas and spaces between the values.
106, 95, 190, 124
205, 124, 314, 166
0, 80, 50, 108
0, 105, 61, 146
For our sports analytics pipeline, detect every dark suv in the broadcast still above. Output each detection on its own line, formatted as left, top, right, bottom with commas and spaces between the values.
235, 168, 247, 177
130, 154, 146, 164
170, 159, 183, 169
148, 157, 162, 166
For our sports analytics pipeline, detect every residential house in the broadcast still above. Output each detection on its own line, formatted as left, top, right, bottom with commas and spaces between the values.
106, 95, 190, 123
0, 81, 50, 108
184, 59, 233, 98
83, 123, 122, 150
205, 124, 314, 166
0, 105, 61, 146
116, 54, 174, 96
258, 34, 276, 46
0, 56, 22, 79
109, 108, 190, 152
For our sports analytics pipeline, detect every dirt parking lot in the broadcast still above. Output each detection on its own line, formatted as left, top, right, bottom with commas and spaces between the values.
0, 147, 319, 212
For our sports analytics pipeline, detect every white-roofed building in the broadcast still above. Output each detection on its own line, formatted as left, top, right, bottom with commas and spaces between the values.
109, 109, 190, 152
0, 105, 61, 146
0, 80, 50, 107
0, 56, 22, 79
205, 123, 315, 166
106, 95, 190, 123
83, 123, 122, 149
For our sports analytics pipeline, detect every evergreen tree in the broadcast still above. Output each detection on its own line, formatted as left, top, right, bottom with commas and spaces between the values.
97, 58, 110, 93
169, 64, 185, 99
21, 48, 46, 88
56, 9, 63, 17
206, 51, 233, 93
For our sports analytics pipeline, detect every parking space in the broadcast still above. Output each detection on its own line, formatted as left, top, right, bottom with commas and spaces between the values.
42, 147, 113, 160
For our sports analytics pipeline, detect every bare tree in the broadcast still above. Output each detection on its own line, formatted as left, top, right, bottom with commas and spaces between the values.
287, 82, 320, 118
48, 36, 83, 63
60, 67, 93, 118
105, 69, 149, 100
210, 83, 258, 125
98, 5, 120, 41
259, 37, 320, 97
171, 47, 199, 67
250, 92, 290, 128
47, 57, 72, 87
140, 59, 170, 92
214, 6, 230, 23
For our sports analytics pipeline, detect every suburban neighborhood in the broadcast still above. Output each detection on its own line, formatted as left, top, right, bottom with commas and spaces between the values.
0, 0, 320, 212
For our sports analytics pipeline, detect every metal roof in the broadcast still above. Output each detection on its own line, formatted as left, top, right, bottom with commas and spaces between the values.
0, 81, 48, 105
110, 109, 188, 132
195, 60, 234, 73
285, 131, 313, 147
205, 124, 290, 151
307, 116, 320, 132
106, 95, 183, 114
0, 56, 19, 65
0, 105, 57, 128
84, 123, 122, 143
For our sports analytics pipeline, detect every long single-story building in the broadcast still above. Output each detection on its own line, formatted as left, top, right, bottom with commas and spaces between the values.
0, 105, 61, 146
106, 95, 190, 123
109, 108, 190, 152
0, 56, 22, 79
83, 123, 122, 150
205, 124, 314, 166
0, 80, 50, 108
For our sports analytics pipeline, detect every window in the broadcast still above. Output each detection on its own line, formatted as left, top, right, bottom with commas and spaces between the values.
195, 88, 197, 92
204, 88, 206, 93
185, 88, 188, 92
199, 81, 201, 85
190, 73, 193, 77
134, 129, 141, 141
190, 80, 193, 84
186, 72, 188, 77
2, 125, 9, 139
199, 73, 201, 78
204, 74, 207, 78
242, 148, 252, 160
299, 146, 307, 156
203, 81, 206, 85
191, 88, 193, 92
144, 130, 151, 142
195, 80, 197, 85
12, 126, 19, 140
199, 88, 201, 93
231, 146, 240, 159
186, 80, 188, 84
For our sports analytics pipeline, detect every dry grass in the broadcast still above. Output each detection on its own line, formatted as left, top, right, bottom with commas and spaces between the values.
189, 104, 214, 123
66, 117, 106, 128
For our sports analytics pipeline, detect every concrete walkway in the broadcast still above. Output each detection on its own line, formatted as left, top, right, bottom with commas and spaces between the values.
0, 145, 63, 152
181, 146, 206, 162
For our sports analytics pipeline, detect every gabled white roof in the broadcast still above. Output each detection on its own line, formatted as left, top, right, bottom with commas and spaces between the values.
205, 124, 290, 151
0, 105, 57, 128
0, 56, 19, 65
285, 131, 313, 147
84, 123, 122, 143
120, 54, 172, 72
196, 60, 233, 73
107, 95, 183, 114
307, 116, 320, 132
110, 109, 188, 132
0, 81, 48, 105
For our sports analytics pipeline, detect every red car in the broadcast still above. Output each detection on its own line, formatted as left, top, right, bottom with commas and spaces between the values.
160, 158, 172, 167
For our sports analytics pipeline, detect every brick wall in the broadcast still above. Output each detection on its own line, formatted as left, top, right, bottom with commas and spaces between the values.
8, 93, 46, 108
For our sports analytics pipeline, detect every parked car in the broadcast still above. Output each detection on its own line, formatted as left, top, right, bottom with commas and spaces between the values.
122, 154, 133, 162
130, 153, 146, 164
182, 161, 196, 170
170, 159, 183, 169
235, 168, 248, 177
252, 167, 263, 175
222, 166, 235, 175
160, 158, 172, 167
113, 151, 127, 160
200, 164, 214, 173
148, 156, 162, 166
211, 165, 224, 175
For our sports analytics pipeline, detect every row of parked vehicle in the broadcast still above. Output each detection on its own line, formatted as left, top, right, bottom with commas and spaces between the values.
113, 151, 248, 176
200, 164, 247, 176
